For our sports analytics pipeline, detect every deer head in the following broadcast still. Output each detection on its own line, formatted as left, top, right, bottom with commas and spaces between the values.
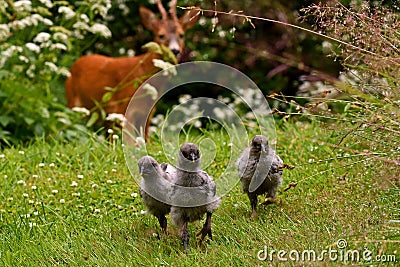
139, 0, 199, 60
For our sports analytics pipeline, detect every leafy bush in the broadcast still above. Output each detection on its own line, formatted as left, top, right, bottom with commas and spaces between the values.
0, 0, 114, 145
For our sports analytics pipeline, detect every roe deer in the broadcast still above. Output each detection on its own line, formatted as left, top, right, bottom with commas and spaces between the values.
65, 0, 199, 136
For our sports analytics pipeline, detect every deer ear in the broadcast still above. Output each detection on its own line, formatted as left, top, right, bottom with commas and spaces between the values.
139, 6, 160, 31
180, 7, 200, 30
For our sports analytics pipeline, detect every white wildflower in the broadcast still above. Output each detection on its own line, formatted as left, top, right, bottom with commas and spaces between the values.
111, 169, 117, 173
140, 210, 147, 215
31, 185, 37, 190
127, 49, 135, 57
71, 107, 90, 116
80, 14, 89, 23
26, 64, 36, 78
77, 174, 84, 179
0, 24, 10, 42
38, 163, 45, 167
72, 192, 80, 197
60, 199, 65, 204
135, 137, 145, 145
42, 18, 53, 26
25, 42, 40, 53
112, 134, 119, 140
73, 22, 89, 33
92, 183, 98, 188
106, 179, 113, 184
33, 32, 51, 43
178, 94, 192, 104
71, 181, 78, 187
29, 222, 37, 227
51, 189, 58, 194
89, 23, 111, 38
33, 211, 39, 216
51, 43, 67, 51
152, 59, 177, 76
39, 0, 53, 8
17, 180, 26, 186
32, 174, 39, 178
142, 83, 158, 100
94, 208, 101, 213
107, 129, 113, 134
14, 1, 32, 12
91, 0, 111, 18
118, 47, 126, 55
7, 197, 13, 201
53, 32, 68, 42
105, 113, 126, 127
131, 192, 138, 198
28, 200, 34, 204
0, 154, 5, 159
59, 6, 75, 20
199, 17, 206, 26
49, 162, 55, 167
58, 67, 71, 77
23, 193, 29, 198
193, 120, 202, 128
213, 107, 225, 120
19, 151, 25, 155
44, 61, 58, 72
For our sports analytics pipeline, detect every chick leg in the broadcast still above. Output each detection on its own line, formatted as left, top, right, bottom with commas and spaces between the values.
157, 215, 168, 234
263, 189, 278, 205
178, 220, 189, 250
248, 193, 258, 218
197, 212, 212, 245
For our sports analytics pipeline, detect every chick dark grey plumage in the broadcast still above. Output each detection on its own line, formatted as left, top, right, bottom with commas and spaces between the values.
236, 135, 283, 217
138, 156, 173, 233
170, 143, 220, 250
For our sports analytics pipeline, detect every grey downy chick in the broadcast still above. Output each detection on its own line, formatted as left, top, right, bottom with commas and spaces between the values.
170, 143, 220, 250
138, 155, 173, 233
236, 135, 283, 217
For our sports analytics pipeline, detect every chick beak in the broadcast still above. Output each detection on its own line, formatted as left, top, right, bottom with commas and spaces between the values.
139, 166, 144, 175
261, 143, 267, 153
190, 152, 196, 162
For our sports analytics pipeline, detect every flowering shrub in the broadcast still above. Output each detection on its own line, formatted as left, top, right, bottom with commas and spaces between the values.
0, 0, 113, 144
0, 0, 112, 82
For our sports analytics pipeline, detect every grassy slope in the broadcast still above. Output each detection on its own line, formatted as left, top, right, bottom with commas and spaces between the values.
0, 121, 398, 266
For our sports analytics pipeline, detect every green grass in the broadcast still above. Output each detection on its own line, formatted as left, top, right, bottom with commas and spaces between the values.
0, 121, 399, 266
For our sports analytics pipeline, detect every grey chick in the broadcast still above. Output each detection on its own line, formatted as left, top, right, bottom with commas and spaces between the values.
170, 143, 220, 250
138, 156, 173, 234
236, 135, 283, 217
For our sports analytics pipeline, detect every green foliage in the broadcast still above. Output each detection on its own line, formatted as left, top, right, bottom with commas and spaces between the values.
0, 0, 114, 145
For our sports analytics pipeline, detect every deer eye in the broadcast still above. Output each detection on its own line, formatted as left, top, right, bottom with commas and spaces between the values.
179, 33, 184, 39
158, 34, 166, 40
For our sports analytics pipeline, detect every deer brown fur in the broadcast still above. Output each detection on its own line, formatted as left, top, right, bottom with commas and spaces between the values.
65, 0, 199, 136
